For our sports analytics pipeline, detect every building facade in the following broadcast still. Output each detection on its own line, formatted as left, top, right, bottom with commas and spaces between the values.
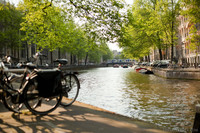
178, 15, 200, 67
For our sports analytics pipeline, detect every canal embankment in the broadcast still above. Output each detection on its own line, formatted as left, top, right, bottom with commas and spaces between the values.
152, 67, 200, 80
0, 100, 170, 133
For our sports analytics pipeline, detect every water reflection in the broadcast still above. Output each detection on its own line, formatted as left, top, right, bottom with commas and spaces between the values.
77, 67, 200, 132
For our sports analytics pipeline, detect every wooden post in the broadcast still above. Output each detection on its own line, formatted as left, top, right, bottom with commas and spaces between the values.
193, 104, 200, 133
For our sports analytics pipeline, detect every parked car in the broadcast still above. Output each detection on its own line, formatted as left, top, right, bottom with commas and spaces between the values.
141, 62, 148, 66
146, 62, 153, 66
157, 60, 170, 68
152, 60, 161, 67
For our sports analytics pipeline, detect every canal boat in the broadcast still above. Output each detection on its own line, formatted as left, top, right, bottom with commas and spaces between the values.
135, 67, 146, 72
123, 65, 128, 68
133, 65, 146, 72
139, 69, 154, 74
113, 64, 119, 68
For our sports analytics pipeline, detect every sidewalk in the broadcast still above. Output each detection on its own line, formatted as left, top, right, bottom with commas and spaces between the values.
0, 101, 171, 133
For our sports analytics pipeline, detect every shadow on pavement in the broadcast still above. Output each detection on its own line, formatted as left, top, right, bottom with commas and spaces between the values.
0, 102, 10, 113
0, 102, 170, 133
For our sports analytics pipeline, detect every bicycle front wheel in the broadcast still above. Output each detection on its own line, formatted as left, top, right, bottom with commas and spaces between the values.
2, 90, 23, 113
60, 74, 80, 107
23, 81, 62, 115
2, 76, 24, 113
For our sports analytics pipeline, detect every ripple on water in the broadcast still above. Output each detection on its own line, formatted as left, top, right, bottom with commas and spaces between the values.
77, 67, 200, 132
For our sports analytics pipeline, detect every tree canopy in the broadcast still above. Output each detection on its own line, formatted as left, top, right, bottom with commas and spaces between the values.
17, 0, 126, 51
119, 0, 180, 61
0, 2, 23, 51
181, 0, 200, 53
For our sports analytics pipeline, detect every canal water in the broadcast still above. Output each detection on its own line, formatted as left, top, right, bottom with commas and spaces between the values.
77, 67, 200, 132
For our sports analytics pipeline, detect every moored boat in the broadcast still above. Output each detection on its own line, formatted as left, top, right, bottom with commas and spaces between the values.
135, 67, 146, 72
113, 64, 119, 68
123, 64, 128, 68
139, 69, 153, 74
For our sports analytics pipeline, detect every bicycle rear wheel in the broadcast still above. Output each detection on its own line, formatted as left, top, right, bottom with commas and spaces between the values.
60, 74, 80, 107
23, 81, 62, 115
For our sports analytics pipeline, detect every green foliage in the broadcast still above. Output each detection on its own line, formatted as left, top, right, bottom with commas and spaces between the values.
181, 0, 200, 52
119, 0, 180, 60
88, 41, 113, 63
119, 0, 156, 59
181, 0, 200, 23
0, 2, 23, 50
62, 25, 88, 59
15, 0, 126, 65
61, 0, 126, 41
102, 46, 113, 61
18, 0, 73, 51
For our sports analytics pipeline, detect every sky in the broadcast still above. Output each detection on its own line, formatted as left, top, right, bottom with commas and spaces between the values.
6, 0, 133, 51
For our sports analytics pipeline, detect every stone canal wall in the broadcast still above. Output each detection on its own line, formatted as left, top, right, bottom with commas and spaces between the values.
152, 68, 200, 80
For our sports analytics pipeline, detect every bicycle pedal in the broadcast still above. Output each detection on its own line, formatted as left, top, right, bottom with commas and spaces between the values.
21, 109, 32, 115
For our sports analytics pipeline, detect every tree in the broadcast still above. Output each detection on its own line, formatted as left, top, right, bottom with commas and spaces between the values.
181, 0, 200, 67
118, 0, 180, 61
18, 0, 126, 52
160, 0, 180, 61
18, 0, 71, 51
119, 0, 156, 60
0, 2, 23, 55
88, 41, 112, 64
62, 24, 88, 65
60, 0, 126, 42
102, 45, 113, 62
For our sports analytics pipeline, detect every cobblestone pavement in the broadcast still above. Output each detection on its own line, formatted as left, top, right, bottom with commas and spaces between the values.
0, 101, 170, 133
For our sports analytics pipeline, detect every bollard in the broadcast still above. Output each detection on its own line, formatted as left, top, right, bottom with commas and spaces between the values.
192, 104, 200, 133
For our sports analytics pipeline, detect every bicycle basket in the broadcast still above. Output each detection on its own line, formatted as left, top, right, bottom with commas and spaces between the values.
36, 70, 62, 98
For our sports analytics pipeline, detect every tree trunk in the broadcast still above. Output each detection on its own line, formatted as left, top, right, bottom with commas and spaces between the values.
165, 46, 168, 59
74, 55, 76, 65
85, 52, 88, 66
70, 53, 73, 65
50, 51, 53, 64
77, 56, 79, 66
18, 48, 20, 61
58, 48, 61, 59
26, 42, 29, 62
159, 48, 162, 60
195, 50, 198, 68
148, 54, 150, 62
171, 0, 174, 62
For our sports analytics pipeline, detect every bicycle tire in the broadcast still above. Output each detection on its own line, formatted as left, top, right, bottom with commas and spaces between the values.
2, 77, 24, 113
60, 74, 80, 107
23, 80, 62, 115
2, 90, 23, 113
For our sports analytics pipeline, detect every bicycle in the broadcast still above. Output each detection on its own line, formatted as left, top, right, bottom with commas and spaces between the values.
2, 58, 80, 114
2, 64, 37, 113
0, 62, 24, 113
17, 59, 80, 107
0, 61, 62, 115
53, 59, 80, 107
23, 68, 63, 115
